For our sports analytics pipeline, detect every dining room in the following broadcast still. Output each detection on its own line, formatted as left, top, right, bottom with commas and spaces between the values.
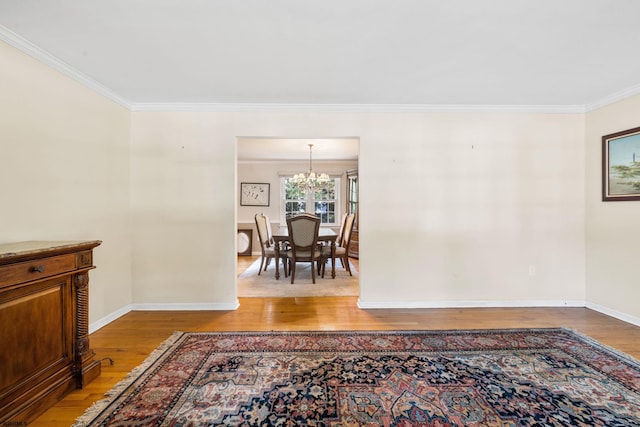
236, 137, 359, 297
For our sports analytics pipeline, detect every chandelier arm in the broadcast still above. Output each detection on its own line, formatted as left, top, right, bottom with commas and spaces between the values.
292, 143, 330, 192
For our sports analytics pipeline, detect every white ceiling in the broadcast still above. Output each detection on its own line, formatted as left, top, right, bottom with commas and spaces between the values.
2, 1, 640, 160
2, 0, 640, 109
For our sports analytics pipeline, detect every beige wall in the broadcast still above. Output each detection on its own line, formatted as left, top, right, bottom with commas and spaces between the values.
130, 111, 586, 309
9, 36, 640, 329
586, 94, 640, 322
0, 42, 132, 327
361, 113, 586, 307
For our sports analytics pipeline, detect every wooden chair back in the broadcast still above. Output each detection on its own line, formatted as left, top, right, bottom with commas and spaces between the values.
286, 214, 321, 283
287, 215, 320, 257
333, 213, 347, 245
340, 213, 356, 249
254, 213, 272, 251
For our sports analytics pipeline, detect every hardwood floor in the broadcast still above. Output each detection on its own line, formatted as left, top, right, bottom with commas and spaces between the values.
30, 255, 640, 426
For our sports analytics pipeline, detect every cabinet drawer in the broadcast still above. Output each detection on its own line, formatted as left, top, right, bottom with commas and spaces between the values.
0, 254, 76, 288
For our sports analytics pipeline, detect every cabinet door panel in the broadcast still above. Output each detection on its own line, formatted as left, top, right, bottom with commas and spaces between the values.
0, 277, 72, 392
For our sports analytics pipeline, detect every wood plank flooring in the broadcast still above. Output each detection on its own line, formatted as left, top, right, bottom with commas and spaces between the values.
30, 256, 640, 426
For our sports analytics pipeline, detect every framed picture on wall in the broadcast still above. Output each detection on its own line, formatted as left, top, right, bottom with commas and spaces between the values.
602, 126, 640, 201
240, 182, 270, 206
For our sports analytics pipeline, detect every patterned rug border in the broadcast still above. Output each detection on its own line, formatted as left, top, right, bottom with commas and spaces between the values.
73, 327, 640, 426
73, 331, 185, 427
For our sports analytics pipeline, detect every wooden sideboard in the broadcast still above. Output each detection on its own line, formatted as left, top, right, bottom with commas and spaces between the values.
0, 240, 101, 424
348, 229, 359, 259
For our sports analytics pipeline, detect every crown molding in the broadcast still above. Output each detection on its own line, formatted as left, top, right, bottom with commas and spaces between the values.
0, 24, 131, 109
4, 23, 639, 115
130, 102, 586, 114
585, 82, 640, 112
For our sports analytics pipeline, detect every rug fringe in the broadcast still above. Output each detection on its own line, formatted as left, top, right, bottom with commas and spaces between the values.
71, 331, 186, 427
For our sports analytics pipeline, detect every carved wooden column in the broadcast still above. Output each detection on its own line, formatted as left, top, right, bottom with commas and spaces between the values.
74, 265, 101, 387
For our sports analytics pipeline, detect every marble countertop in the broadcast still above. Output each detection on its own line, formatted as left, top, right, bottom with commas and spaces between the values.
0, 240, 102, 259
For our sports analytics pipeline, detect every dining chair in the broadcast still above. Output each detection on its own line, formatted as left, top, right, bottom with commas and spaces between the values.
285, 214, 321, 284
293, 212, 318, 220
254, 213, 285, 276
333, 212, 349, 247
321, 213, 355, 277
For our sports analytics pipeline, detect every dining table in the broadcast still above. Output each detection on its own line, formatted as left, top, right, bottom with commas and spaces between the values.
272, 226, 337, 280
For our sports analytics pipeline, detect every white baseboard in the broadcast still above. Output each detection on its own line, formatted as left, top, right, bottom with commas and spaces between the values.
586, 301, 640, 327
89, 304, 132, 334
356, 299, 586, 309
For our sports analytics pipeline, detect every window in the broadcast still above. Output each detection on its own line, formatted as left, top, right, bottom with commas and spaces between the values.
281, 176, 340, 226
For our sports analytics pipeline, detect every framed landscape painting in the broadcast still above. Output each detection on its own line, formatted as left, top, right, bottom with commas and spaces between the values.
602, 126, 640, 201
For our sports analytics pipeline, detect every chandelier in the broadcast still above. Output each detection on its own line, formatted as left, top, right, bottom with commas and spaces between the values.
292, 144, 331, 192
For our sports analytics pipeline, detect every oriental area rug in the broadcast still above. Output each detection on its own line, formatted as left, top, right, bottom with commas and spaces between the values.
73, 329, 640, 426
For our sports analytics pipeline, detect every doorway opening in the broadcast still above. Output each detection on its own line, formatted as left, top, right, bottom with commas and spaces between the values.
236, 137, 359, 298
